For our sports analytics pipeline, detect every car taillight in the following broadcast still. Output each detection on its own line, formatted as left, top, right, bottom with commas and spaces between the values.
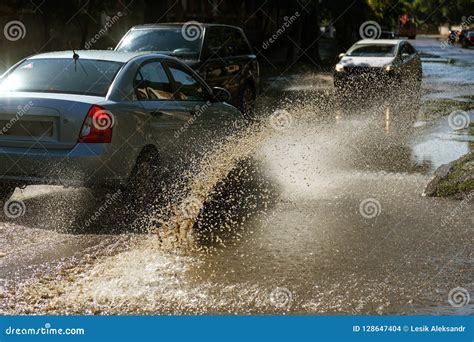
78, 105, 114, 143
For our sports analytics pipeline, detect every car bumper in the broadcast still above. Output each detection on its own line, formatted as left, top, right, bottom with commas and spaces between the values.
0, 143, 135, 188
334, 71, 401, 89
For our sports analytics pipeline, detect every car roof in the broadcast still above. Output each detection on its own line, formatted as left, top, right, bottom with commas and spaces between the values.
129, 23, 243, 31
27, 50, 160, 63
356, 39, 405, 45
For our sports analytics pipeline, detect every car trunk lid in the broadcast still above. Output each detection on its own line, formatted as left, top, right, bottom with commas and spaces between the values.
0, 92, 105, 149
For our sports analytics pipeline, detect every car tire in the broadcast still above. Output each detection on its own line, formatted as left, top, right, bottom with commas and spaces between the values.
238, 83, 256, 120
125, 149, 162, 205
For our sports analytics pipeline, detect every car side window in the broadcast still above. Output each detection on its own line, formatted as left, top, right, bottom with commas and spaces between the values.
167, 64, 209, 101
224, 29, 252, 56
134, 61, 173, 100
202, 27, 226, 59
399, 43, 415, 58
399, 44, 407, 57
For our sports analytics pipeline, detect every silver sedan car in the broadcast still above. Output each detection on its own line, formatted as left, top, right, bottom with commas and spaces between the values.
0, 51, 242, 202
334, 39, 422, 96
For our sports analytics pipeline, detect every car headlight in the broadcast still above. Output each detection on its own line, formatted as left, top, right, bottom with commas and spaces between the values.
335, 64, 345, 72
384, 64, 394, 72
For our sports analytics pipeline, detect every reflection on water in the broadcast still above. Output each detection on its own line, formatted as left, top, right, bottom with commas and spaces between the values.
335, 99, 472, 173
384, 106, 390, 133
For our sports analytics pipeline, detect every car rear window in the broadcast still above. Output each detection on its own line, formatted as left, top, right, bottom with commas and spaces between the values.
347, 44, 397, 57
0, 58, 123, 96
115, 28, 202, 58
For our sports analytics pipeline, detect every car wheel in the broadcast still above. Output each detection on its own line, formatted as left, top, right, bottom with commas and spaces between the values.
0, 185, 16, 204
239, 84, 256, 120
126, 149, 162, 204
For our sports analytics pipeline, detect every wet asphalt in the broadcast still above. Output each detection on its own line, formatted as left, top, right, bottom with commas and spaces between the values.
0, 37, 472, 315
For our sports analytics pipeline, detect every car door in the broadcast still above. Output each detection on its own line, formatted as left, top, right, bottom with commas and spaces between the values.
198, 27, 231, 93
219, 27, 253, 101
163, 61, 241, 156
132, 60, 191, 163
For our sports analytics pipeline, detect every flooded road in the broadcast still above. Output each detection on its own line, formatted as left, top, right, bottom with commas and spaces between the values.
0, 37, 472, 315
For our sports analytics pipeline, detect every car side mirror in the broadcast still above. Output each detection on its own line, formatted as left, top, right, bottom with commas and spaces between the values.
338, 53, 345, 59
212, 87, 231, 102
401, 53, 410, 60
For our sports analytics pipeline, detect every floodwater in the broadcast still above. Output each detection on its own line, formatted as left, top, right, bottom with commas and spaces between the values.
0, 37, 472, 315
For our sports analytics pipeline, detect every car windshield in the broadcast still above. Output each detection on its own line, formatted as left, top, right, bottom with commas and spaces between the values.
346, 44, 397, 57
0, 58, 122, 96
115, 28, 202, 57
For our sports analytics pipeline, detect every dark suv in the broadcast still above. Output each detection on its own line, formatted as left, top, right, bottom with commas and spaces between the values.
115, 23, 259, 117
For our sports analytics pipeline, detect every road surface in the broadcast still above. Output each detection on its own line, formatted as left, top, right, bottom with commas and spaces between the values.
0, 37, 472, 315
